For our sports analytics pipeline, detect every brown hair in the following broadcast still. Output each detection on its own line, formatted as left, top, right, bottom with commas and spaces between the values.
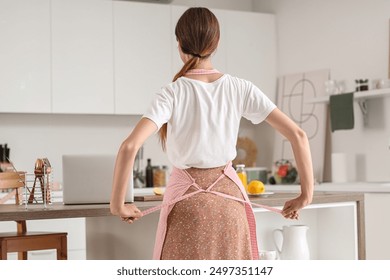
158, 7, 220, 150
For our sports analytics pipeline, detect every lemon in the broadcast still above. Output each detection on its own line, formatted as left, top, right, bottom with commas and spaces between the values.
153, 187, 165, 195
247, 180, 265, 194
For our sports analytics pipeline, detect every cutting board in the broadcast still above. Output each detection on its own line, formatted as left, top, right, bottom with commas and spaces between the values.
134, 195, 164, 201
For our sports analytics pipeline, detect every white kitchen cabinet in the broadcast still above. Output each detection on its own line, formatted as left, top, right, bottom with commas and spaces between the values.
171, 5, 187, 76
364, 193, 390, 259
255, 203, 358, 260
1, 2, 277, 115
0, 0, 51, 113
51, 0, 114, 114
225, 11, 277, 102
114, 2, 172, 115
210, 9, 228, 73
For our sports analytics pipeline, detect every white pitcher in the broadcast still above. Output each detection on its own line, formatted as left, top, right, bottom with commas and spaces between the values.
272, 225, 310, 260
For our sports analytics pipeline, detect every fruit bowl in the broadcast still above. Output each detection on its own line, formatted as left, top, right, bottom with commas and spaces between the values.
273, 160, 298, 184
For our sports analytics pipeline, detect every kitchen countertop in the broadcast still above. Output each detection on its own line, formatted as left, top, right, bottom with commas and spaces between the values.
0, 191, 363, 221
266, 182, 390, 193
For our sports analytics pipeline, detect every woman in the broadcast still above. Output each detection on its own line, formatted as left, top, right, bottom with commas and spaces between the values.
110, 7, 313, 260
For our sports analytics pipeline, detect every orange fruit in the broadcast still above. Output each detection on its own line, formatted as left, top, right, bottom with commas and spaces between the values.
153, 187, 165, 195
247, 180, 265, 194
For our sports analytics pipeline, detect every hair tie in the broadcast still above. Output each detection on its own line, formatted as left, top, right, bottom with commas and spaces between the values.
190, 53, 202, 58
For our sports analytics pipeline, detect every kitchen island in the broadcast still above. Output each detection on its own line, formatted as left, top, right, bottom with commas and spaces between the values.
0, 192, 365, 260
268, 183, 390, 260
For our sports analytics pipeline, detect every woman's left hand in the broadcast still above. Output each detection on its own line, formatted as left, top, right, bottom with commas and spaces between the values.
111, 203, 143, 224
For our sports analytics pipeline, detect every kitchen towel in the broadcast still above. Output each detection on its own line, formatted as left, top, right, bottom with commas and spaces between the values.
329, 92, 354, 132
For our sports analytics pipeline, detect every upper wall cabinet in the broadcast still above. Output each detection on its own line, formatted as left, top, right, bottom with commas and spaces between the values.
51, 0, 114, 114
0, 2, 276, 115
224, 11, 277, 102
114, 2, 172, 115
171, 5, 188, 74
0, 0, 51, 113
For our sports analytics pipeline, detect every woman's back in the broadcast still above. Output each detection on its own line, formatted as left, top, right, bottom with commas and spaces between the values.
143, 74, 276, 169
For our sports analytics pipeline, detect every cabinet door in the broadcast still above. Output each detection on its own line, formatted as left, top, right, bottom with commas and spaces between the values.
114, 2, 171, 115
171, 6, 227, 75
171, 6, 188, 76
210, 9, 228, 73
225, 11, 277, 102
0, 0, 51, 113
51, 0, 114, 114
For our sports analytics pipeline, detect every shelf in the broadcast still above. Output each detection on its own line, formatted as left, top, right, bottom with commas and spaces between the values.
305, 88, 390, 104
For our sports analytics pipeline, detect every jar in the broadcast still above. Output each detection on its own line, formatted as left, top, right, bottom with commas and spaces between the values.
245, 167, 268, 184
236, 164, 248, 191
153, 166, 167, 187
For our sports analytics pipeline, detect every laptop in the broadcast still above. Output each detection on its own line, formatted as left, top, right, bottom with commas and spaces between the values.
62, 154, 134, 204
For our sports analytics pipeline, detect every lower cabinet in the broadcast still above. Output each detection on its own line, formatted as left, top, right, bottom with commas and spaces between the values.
365, 193, 390, 259
254, 202, 358, 260
85, 202, 358, 260
85, 212, 159, 260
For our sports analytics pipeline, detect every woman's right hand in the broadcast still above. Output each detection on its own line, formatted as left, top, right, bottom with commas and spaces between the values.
281, 194, 311, 220
111, 203, 143, 224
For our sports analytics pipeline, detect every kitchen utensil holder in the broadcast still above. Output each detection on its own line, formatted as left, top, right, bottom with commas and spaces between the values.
19, 171, 53, 209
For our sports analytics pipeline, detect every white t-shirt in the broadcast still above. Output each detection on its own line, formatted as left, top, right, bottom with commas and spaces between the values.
143, 74, 276, 169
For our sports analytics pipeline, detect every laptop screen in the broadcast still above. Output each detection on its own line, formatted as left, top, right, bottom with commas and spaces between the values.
62, 154, 133, 204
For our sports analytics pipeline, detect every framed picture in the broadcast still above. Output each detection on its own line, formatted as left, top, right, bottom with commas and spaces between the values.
274, 69, 329, 183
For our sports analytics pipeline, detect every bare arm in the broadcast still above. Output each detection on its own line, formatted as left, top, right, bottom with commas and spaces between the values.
265, 108, 314, 219
110, 117, 158, 223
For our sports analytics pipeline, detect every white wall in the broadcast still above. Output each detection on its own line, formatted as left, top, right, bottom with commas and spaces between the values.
254, 0, 390, 182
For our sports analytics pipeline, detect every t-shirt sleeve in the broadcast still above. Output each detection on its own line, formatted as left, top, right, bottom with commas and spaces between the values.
242, 81, 277, 124
142, 87, 174, 130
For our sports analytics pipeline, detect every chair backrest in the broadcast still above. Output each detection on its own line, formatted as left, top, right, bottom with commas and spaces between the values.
0, 172, 25, 205
0, 172, 27, 233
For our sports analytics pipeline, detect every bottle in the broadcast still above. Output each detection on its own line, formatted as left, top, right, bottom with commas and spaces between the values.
145, 158, 153, 188
236, 164, 248, 191
162, 165, 169, 184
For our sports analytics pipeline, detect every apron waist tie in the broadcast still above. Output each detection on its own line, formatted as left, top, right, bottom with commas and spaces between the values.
141, 188, 282, 217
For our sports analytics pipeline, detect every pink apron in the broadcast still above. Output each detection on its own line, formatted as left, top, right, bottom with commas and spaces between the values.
141, 162, 282, 260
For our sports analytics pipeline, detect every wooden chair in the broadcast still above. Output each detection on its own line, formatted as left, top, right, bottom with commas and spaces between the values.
0, 172, 68, 260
